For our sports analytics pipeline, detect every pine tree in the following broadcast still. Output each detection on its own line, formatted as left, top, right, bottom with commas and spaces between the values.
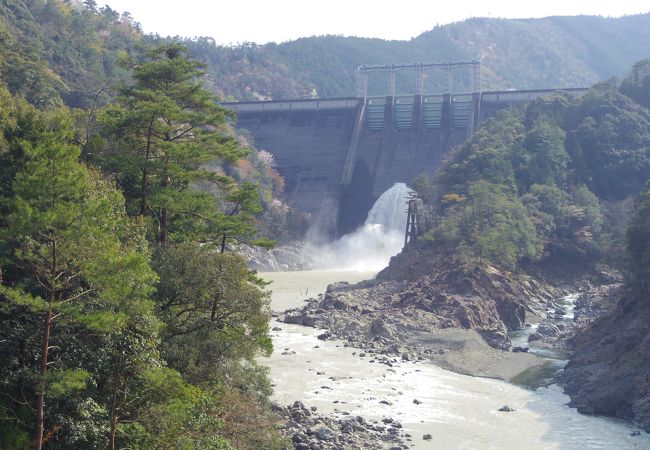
0, 110, 156, 449
100, 44, 252, 245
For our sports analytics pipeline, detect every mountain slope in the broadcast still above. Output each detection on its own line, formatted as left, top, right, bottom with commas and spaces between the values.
1, 1, 649, 104
275, 14, 650, 97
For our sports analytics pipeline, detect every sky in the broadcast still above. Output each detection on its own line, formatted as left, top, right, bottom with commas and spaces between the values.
101, 0, 650, 45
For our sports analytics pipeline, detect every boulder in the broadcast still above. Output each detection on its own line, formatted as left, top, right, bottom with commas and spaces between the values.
317, 331, 331, 340
537, 323, 561, 337
369, 318, 395, 339
313, 427, 336, 441
326, 281, 350, 293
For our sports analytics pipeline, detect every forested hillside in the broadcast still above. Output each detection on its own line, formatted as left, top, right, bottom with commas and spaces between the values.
156, 13, 650, 98
416, 60, 650, 271
2, 1, 649, 104
561, 124, 650, 431
0, 12, 286, 450
0, 0, 142, 108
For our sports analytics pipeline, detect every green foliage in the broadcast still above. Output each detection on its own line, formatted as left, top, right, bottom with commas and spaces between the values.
117, 367, 232, 450
0, 9, 284, 449
0, 0, 141, 108
438, 108, 524, 193
2, 1, 650, 107
47, 369, 91, 397
627, 182, 650, 293
153, 242, 272, 383
0, 101, 159, 449
571, 85, 650, 199
428, 68, 650, 270
620, 59, 650, 109
522, 183, 603, 256
182, 14, 650, 98
411, 174, 437, 204
431, 181, 541, 269
521, 122, 568, 187
99, 44, 263, 246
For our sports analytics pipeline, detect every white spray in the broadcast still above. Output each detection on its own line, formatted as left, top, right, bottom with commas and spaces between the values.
306, 183, 411, 271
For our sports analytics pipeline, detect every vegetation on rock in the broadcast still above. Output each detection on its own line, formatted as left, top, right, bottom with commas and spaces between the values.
419, 65, 650, 270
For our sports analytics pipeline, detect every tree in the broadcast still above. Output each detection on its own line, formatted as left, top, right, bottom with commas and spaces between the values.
429, 180, 541, 269
627, 182, 650, 293
100, 44, 248, 245
0, 109, 156, 449
521, 122, 568, 188
572, 88, 650, 200
620, 59, 650, 110
152, 242, 272, 383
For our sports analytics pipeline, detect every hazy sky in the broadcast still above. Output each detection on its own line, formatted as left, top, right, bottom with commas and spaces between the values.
102, 0, 650, 45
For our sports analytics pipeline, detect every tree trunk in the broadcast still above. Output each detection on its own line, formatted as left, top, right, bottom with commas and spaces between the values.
34, 307, 52, 450
159, 206, 168, 245
139, 165, 149, 216
35, 236, 57, 450
109, 354, 122, 450
139, 115, 156, 216
158, 171, 170, 245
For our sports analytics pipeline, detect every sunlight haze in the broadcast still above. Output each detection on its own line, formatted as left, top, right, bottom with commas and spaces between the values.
101, 0, 650, 45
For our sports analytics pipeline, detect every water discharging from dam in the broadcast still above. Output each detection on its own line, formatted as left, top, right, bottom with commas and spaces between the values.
308, 182, 410, 271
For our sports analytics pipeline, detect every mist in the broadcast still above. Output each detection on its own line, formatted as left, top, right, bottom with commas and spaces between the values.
305, 183, 411, 272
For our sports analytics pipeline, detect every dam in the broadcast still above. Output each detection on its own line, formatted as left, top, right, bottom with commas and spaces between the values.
225, 84, 587, 237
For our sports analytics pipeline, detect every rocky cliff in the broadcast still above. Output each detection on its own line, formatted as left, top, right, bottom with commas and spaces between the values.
283, 249, 559, 346
562, 291, 650, 431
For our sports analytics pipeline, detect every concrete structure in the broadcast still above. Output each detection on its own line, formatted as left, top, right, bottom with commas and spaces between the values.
224, 88, 587, 237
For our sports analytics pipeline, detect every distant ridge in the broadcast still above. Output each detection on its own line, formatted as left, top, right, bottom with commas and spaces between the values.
182, 13, 650, 100
1, 1, 649, 105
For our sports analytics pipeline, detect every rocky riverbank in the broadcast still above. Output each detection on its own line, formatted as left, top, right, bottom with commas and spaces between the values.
280, 250, 545, 380
278, 247, 622, 381
522, 283, 622, 352
562, 290, 650, 432
275, 401, 408, 450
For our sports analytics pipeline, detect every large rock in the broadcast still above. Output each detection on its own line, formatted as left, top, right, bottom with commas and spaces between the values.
282, 248, 561, 354
528, 323, 561, 342
563, 294, 650, 431
537, 323, 561, 337
369, 318, 395, 339
313, 427, 336, 441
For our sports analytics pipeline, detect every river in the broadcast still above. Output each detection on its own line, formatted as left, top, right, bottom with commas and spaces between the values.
260, 269, 649, 450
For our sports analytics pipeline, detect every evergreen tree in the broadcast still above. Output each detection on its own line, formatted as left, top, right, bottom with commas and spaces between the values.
0, 108, 156, 449
153, 242, 272, 383
100, 44, 253, 245
627, 182, 650, 293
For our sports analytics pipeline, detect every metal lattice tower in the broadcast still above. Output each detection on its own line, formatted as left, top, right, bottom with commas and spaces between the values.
404, 196, 420, 248
356, 60, 481, 98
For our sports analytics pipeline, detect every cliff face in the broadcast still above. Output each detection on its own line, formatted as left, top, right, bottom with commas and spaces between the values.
562, 292, 650, 430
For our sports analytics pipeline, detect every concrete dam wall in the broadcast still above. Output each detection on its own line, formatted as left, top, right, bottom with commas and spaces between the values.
225, 88, 587, 237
